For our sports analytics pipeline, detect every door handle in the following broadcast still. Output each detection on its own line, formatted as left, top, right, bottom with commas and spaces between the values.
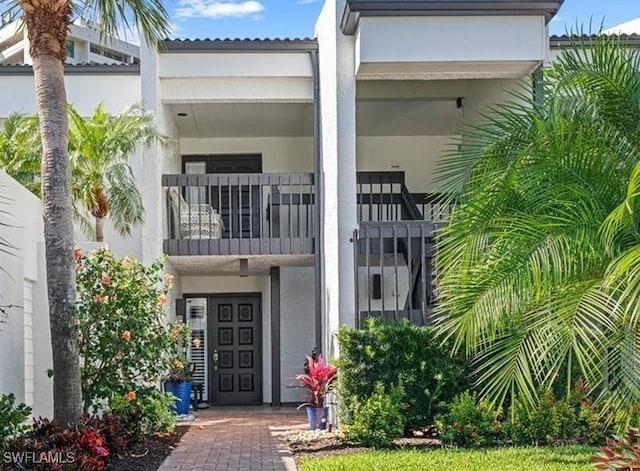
213, 349, 219, 371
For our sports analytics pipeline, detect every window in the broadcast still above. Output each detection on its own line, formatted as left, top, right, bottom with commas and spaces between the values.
66, 40, 75, 59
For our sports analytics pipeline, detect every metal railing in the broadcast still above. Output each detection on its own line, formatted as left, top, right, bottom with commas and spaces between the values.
163, 173, 315, 256
353, 221, 437, 327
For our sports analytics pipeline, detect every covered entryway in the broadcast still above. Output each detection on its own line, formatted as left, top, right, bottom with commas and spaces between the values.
185, 294, 263, 405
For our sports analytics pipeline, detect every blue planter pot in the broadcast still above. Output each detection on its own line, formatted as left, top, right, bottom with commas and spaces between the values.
164, 381, 191, 415
306, 406, 328, 430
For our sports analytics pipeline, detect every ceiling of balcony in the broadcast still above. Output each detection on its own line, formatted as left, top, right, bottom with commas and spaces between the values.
168, 95, 463, 139
168, 102, 313, 138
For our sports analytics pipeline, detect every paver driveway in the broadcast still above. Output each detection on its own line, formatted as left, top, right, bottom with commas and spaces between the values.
158, 407, 308, 471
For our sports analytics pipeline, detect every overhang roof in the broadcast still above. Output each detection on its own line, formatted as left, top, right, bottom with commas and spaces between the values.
0, 63, 140, 75
341, 0, 564, 35
550, 33, 640, 48
160, 38, 318, 53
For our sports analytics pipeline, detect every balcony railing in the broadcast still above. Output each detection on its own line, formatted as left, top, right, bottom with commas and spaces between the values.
163, 173, 315, 256
356, 172, 455, 223
353, 221, 437, 327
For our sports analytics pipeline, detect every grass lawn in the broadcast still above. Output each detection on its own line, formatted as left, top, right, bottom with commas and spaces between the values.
299, 445, 597, 471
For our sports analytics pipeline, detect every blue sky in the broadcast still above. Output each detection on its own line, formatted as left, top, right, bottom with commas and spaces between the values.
167, 0, 639, 39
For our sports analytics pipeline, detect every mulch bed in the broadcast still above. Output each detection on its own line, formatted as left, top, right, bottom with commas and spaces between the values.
107, 425, 189, 471
289, 429, 441, 465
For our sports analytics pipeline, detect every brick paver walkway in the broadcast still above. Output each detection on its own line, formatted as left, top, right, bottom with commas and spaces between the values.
158, 407, 308, 471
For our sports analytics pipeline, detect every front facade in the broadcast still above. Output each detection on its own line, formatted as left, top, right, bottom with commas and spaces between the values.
0, 0, 567, 410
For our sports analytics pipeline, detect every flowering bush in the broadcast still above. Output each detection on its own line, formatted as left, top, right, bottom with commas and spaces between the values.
296, 354, 337, 408
74, 249, 185, 414
163, 324, 193, 384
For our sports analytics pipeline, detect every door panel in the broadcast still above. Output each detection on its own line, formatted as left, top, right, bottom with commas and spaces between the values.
182, 155, 262, 238
208, 296, 262, 405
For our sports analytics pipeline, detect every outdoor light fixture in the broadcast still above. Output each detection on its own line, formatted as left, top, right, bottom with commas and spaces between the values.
239, 258, 249, 277
456, 97, 464, 109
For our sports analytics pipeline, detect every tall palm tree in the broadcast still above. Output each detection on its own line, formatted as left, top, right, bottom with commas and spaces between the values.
435, 37, 640, 423
1, 104, 165, 242
0, 0, 169, 425
69, 103, 165, 242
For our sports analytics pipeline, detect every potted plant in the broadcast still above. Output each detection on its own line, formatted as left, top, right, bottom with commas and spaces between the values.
163, 324, 193, 416
163, 358, 192, 415
296, 354, 337, 430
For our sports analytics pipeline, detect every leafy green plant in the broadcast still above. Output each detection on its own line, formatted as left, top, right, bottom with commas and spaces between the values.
0, 394, 31, 451
110, 387, 176, 437
435, 391, 507, 448
74, 248, 187, 414
343, 383, 406, 448
337, 319, 469, 431
593, 428, 640, 470
434, 35, 640, 425
509, 383, 615, 446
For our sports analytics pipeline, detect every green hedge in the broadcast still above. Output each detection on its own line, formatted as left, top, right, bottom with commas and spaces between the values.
336, 319, 470, 431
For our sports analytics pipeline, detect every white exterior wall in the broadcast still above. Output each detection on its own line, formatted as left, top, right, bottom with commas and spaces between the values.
357, 16, 546, 64
0, 75, 140, 116
317, 0, 358, 358
0, 172, 52, 418
355, 16, 546, 79
280, 266, 316, 403
179, 137, 314, 172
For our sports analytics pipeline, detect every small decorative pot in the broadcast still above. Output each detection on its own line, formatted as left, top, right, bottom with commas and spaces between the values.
306, 406, 328, 430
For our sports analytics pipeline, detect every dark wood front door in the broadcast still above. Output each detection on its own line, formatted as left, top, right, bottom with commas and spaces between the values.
208, 295, 262, 405
183, 154, 262, 238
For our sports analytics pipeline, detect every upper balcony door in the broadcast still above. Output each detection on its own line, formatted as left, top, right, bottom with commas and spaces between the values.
183, 155, 262, 239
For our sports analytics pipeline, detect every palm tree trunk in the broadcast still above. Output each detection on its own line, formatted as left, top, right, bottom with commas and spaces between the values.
25, 1, 82, 426
95, 217, 104, 242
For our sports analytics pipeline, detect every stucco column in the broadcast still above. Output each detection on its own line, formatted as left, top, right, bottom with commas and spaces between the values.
316, 0, 358, 358
139, 40, 165, 266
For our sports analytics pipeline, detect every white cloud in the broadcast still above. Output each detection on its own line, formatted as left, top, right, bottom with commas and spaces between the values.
175, 0, 265, 19
297, 0, 320, 4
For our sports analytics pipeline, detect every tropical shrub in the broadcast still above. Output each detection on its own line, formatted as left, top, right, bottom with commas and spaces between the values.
337, 319, 469, 431
0, 394, 31, 451
509, 384, 613, 446
436, 391, 507, 448
342, 383, 405, 448
74, 248, 185, 413
110, 387, 176, 438
296, 354, 338, 408
434, 36, 640, 424
4, 418, 111, 471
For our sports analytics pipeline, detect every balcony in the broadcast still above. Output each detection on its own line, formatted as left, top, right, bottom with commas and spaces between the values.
163, 173, 315, 256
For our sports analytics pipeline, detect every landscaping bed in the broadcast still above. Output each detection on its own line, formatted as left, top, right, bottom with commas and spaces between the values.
287, 429, 441, 465
107, 425, 189, 471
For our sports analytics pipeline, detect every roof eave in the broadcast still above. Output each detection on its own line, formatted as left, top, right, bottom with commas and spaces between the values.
549, 35, 640, 48
341, 0, 564, 35
160, 39, 319, 53
0, 64, 141, 75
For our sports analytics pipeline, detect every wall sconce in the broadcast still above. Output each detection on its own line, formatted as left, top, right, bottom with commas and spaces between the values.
239, 258, 249, 277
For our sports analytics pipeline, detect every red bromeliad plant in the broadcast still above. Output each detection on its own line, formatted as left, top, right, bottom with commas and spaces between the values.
296, 355, 337, 408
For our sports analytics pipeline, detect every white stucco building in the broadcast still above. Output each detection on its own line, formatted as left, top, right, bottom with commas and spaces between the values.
0, 0, 586, 412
